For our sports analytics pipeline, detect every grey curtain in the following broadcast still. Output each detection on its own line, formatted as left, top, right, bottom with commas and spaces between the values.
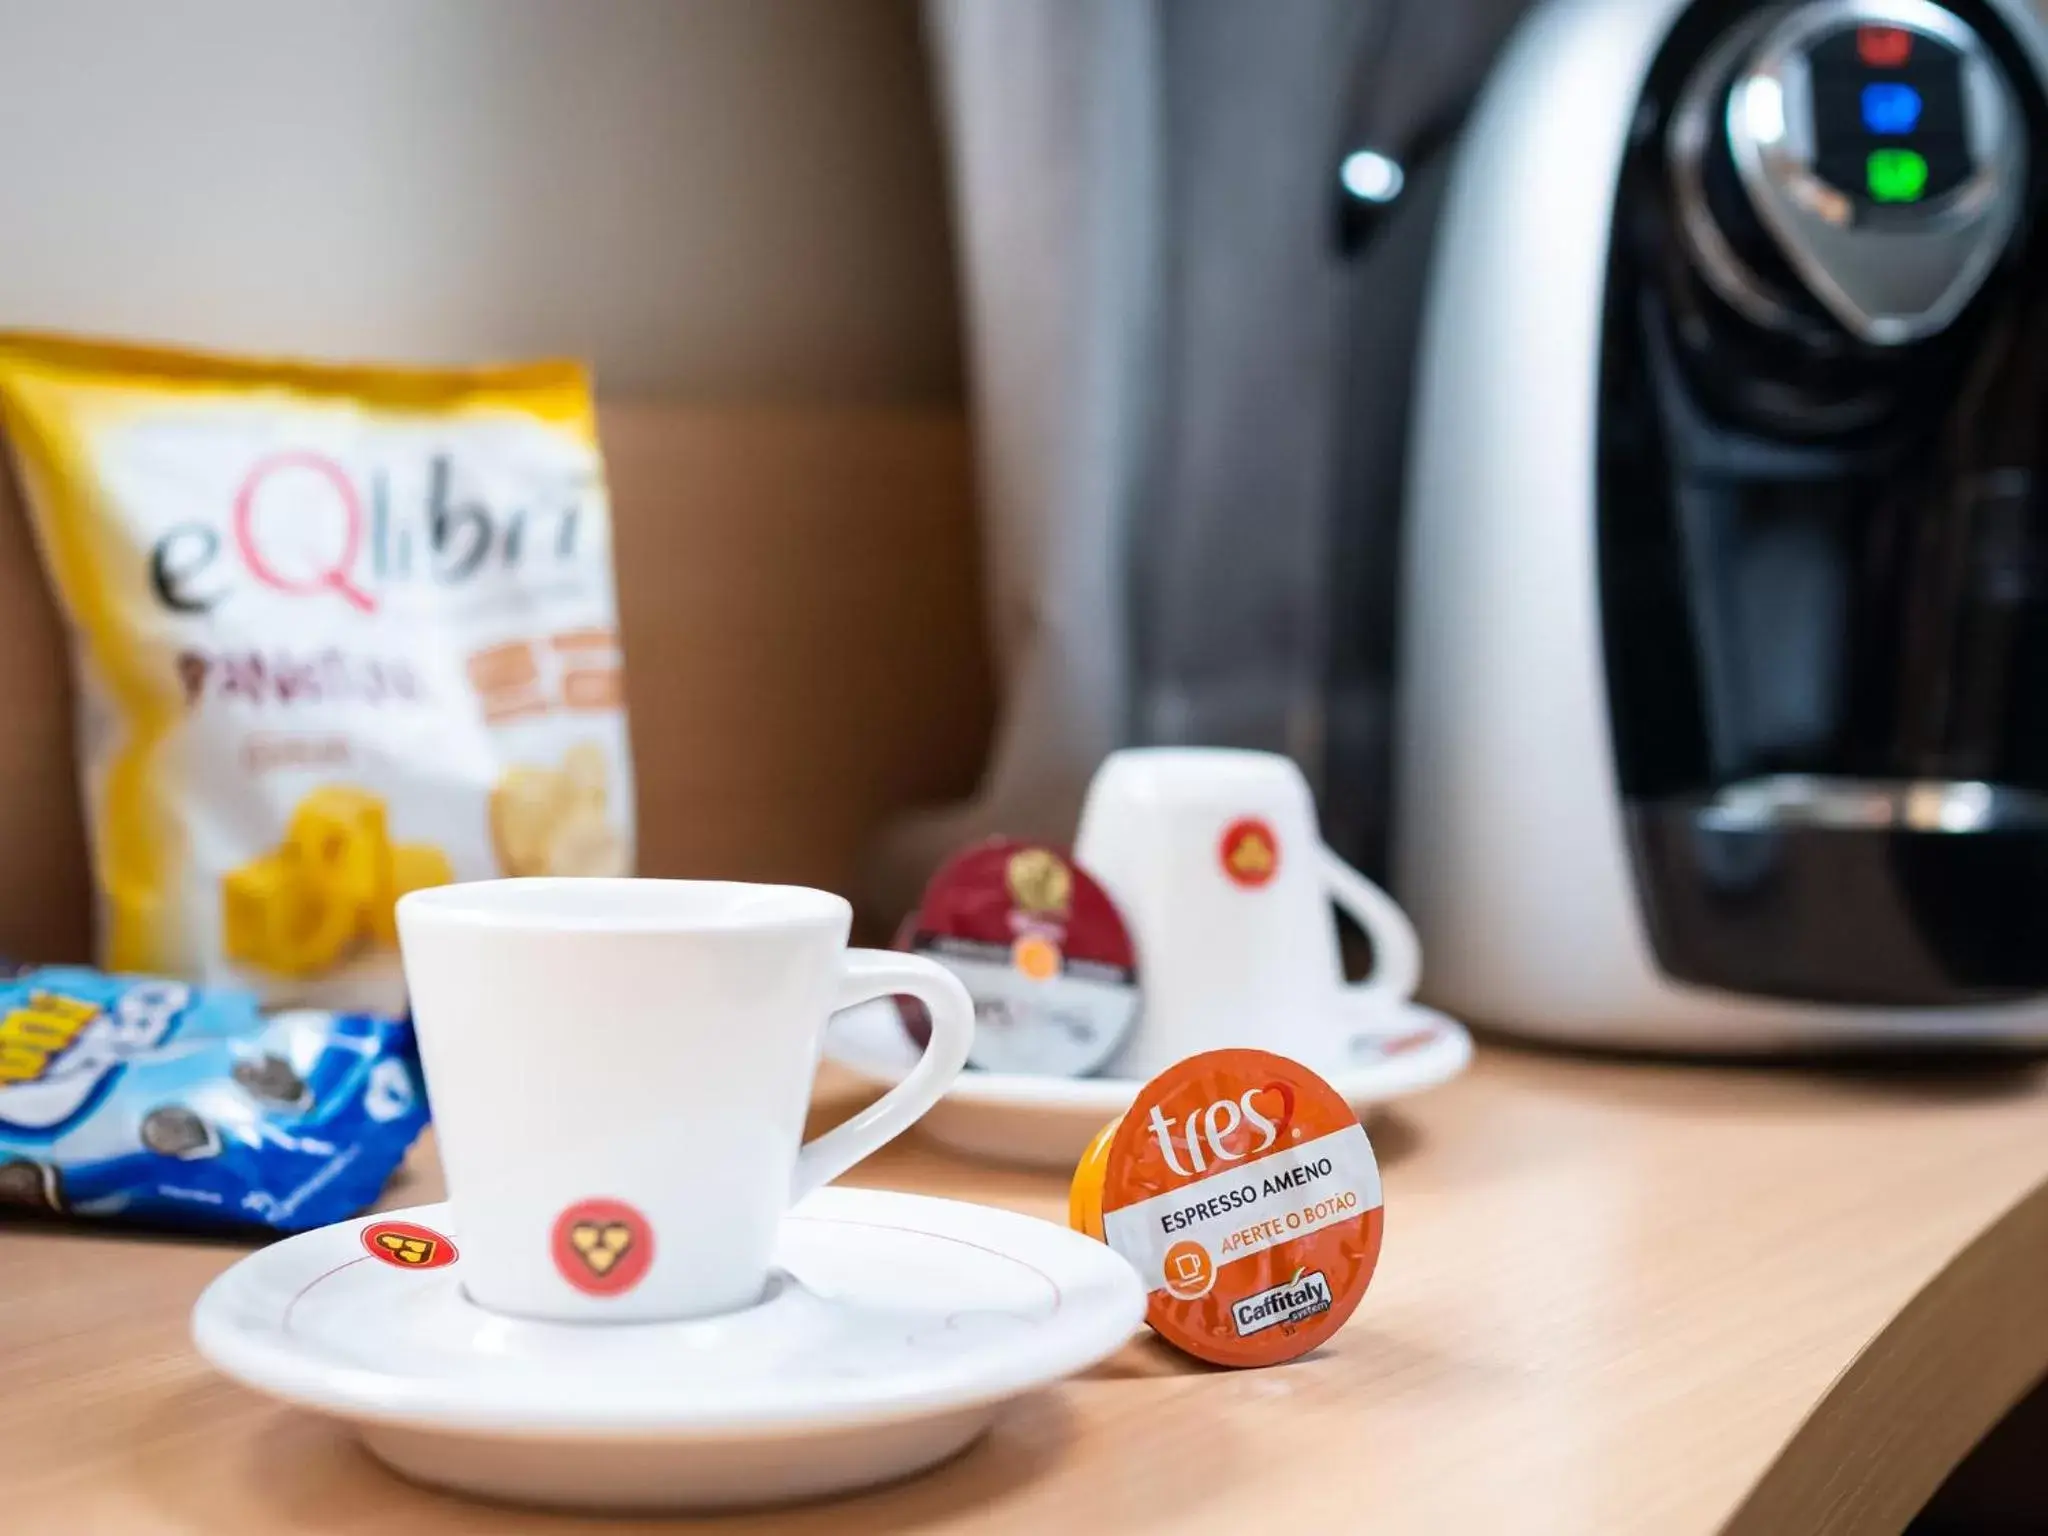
869, 0, 1529, 918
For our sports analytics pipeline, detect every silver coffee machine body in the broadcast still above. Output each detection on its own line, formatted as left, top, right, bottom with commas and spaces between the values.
1395, 0, 2048, 1049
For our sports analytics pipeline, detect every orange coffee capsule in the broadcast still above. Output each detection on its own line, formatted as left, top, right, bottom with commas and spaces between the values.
1070, 1048, 1383, 1367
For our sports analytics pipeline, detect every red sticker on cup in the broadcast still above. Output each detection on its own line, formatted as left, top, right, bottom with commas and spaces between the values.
360, 1220, 458, 1270
895, 839, 1139, 1077
551, 1198, 655, 1297
1219, 818, 1281, 889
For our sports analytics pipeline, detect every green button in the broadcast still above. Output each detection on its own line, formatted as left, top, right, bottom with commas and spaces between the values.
1867, 148, 1929, 202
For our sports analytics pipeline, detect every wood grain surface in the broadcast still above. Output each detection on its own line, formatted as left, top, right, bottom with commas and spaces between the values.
3, 1046, 2046, 1535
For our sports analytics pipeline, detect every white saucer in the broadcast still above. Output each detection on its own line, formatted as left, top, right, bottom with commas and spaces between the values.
827, 996, 1474, 1168
192, 1187, 1145, 1511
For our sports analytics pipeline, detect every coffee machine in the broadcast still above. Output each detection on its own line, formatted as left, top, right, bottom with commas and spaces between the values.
1394, 0, 2048, 1049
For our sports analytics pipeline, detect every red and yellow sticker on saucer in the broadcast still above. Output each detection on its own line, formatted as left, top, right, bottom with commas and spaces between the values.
360, 1220, 458, 1270
1070, 1049, 1383, 1367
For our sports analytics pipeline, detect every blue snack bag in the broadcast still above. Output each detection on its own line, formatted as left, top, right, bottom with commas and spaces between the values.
0, 965, 427, 1230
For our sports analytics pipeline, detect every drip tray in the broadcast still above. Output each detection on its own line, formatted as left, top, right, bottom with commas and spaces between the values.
1627, 781, 2048, 1005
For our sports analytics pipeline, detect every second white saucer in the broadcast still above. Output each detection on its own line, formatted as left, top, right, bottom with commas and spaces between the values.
826, 995, 1473, 1168
192, 1187, 1144, 1510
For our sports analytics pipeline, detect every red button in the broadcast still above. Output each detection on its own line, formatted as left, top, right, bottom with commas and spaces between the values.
1858, 26, 1913, 67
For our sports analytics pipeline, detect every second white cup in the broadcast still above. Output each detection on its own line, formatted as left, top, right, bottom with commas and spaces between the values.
397, 878, 974, 1323
1075, 748, 1420, 1078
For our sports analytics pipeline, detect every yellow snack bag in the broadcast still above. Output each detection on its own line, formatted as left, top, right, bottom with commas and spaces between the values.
489, 765, 577, 878
367, 843, 459, 947
222, 855, 300, 967
222, 852, 359, 977
0, 333, 635, 1012
283, 785, 391, 913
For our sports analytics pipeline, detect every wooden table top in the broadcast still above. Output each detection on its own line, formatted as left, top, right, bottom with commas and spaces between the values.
5, 1044, 2048, 1535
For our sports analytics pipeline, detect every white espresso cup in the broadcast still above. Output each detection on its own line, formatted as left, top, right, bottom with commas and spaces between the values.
1074, 748, 1420, 1078
397, 878, 973, 1323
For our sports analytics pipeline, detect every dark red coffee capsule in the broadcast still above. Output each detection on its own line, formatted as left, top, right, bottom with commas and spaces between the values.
896, 838, 1138, 1077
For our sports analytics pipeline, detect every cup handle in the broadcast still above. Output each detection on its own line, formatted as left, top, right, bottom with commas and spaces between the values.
1320, 846, 1423, 1003
791, 949, 974, 1204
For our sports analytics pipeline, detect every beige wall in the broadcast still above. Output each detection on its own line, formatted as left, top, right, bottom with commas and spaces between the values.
0, 0, 960, 399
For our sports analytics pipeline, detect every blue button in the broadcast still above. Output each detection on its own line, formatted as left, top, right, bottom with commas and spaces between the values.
1861, 82, 1923, 134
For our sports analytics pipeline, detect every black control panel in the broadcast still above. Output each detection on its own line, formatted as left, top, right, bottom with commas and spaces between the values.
1809, 23, 1974, 204
1607, 0, 2048, 1003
